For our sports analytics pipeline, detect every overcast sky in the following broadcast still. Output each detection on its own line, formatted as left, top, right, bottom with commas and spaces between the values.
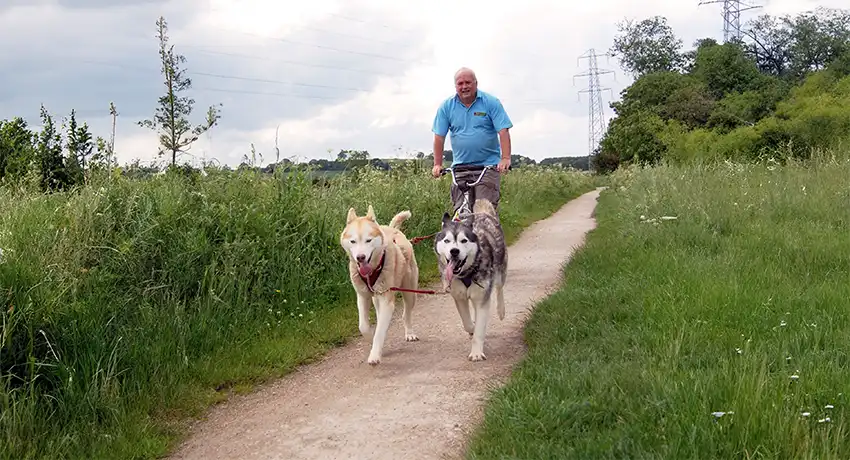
0, 0, 844, 168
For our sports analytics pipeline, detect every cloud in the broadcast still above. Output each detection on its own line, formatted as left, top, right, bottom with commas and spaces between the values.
1, 0, 847, 167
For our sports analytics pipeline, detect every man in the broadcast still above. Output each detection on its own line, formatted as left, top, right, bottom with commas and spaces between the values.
431, 67, 512, 216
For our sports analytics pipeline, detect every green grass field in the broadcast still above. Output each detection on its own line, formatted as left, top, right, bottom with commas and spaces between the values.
466, 155, 850, 458
0, 164, 595, 459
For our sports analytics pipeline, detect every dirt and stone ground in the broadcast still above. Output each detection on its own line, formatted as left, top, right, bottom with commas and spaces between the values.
169, 188, 603, 460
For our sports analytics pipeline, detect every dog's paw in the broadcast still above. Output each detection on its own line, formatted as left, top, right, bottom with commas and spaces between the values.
468, 351, 487, 362
405, 332, 419, 342
367, 354, 381, 365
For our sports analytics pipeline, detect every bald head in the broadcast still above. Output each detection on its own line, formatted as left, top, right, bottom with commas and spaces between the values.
454, 67, 478, 104
454, 67, 477, 82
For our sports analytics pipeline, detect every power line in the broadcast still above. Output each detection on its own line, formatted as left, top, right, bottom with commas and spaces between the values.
574, 48, 614, 156
73, 58, 377, 95
192, 87, 347, 100
184, 47, 390, 76
203, 5, 406, 46
325, 11, 413, 32
66, 57, 536, 104
204, 27, 433, 65
190, 71, 373, 93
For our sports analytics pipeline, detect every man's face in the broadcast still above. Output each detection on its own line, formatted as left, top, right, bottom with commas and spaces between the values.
455, 72, 477, 100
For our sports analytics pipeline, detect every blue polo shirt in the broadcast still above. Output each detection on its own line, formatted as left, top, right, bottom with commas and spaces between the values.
431, 90, 513, 166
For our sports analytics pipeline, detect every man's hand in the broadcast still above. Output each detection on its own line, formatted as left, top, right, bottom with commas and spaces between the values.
497, 157, 511, 173
432, 164, 443, 178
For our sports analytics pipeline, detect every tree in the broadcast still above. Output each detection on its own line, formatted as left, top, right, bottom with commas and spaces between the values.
743, 7, 850, 80
64, 109, 94, 185
690, 41, 763, 99
108, 101, 118, 167
610, 71, 698, 119
787, 7, 850, 77
0, 117, 36, 181
36, 106, 66, 192
138, 16, 222, 167
610, 16, 685, 77
742, 14, 794, 77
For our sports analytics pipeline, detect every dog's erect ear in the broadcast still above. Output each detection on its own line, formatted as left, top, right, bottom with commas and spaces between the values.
441, 212, 451, 227
366, 205, 376, 221
346, 207, 357, 224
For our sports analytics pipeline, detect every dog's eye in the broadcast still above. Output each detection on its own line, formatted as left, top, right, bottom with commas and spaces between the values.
365, 239, 372, 243
460, 239, 468, 244
443, 239, 450, 243
350, 240, 355, 244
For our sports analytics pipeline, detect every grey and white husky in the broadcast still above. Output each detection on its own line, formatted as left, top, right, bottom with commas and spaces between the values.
434, 198, 507, 361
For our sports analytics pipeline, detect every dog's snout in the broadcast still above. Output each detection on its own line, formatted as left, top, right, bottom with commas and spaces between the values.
450, 248, 460, 257
356, 254, 366, 262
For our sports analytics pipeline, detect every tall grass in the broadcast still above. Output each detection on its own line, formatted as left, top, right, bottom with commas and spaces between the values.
0, 163, 594, 459
466, 153, 850, 459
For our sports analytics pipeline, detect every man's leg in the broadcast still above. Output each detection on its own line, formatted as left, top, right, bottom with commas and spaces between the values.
476, 168, 501, 211
450, 181, 465, 217
450, 169, 479, 217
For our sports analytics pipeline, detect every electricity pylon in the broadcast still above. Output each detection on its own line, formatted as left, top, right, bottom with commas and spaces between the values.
574, 48, 615, 156
698, 0, 763, 42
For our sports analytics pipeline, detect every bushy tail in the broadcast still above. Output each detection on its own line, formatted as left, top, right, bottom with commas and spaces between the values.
472, 199, 497, 217
389, 210, 411, 229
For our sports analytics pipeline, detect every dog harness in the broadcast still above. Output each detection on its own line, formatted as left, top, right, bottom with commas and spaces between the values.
359, 252, 385, 293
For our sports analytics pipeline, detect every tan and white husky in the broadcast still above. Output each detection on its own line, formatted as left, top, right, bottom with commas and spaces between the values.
340, 205, 420, 365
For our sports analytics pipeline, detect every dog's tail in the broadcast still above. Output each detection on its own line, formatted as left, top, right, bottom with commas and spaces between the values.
389, 210, 411, 229
472, 199, 497, 217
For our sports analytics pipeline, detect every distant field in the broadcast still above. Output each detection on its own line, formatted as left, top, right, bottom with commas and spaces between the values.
0, 164, 596, 459
467, 155, 850, 459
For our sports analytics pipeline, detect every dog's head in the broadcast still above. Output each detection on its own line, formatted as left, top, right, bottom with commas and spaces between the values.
340, 205, 385, 278
434, 212, 479, 282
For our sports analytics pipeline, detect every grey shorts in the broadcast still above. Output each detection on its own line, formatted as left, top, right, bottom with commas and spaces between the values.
450, 167, 501, 214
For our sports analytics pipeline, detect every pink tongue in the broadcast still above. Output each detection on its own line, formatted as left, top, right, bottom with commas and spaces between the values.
443, 260, 455, 288
358, 263, 372, 278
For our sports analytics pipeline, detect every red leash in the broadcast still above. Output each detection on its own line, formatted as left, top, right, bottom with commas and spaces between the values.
356, 229, 450, 295
389, 286, 441, 295
410, 233, 436, 244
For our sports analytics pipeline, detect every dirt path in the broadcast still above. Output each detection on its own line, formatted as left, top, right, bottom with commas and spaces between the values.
169, 188, 603, 460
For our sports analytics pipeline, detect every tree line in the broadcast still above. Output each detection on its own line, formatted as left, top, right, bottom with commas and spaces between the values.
1, 15, 593, 191
595, 6, 850, 172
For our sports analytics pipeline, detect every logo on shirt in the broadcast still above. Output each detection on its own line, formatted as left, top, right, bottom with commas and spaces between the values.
473, 111, 487, 116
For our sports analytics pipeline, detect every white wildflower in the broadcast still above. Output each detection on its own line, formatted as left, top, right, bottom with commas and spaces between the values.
802, 412, 811, 417
819, 417, 831, 423
825, 404, 834, 409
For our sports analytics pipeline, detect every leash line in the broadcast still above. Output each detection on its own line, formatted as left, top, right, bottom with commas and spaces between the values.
410, 233, 436, 244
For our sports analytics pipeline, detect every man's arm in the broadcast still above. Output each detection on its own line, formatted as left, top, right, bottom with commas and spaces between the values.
431, 102, 450, 176
497, 128, 511, 172
498, 128, 511, 159
433, 134, 446, 167
487, 95, 513, 172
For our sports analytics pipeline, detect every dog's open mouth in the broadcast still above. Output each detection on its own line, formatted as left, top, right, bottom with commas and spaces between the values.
358, 262, 372, 278
442, 257, 466, 287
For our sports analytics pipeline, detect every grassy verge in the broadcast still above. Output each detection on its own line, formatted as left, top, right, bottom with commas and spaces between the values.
0, 164, 595, 459
466, 156, 850, 459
